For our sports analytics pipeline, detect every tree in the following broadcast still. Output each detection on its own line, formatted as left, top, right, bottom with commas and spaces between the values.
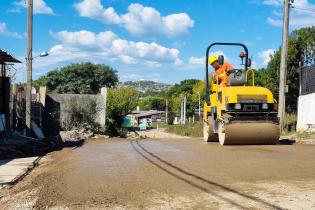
191, 80, 206, 107
35, 62, 118, 94
256, 27, 315, 112
138, 96, 166, 111
106, 86, 139, 136
166, 79, 199, 97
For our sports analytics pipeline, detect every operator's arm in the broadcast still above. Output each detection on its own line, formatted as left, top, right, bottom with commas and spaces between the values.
223, 63, 234, 75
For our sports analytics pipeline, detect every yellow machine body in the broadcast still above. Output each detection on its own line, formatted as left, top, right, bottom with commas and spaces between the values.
203, 43, 280, 145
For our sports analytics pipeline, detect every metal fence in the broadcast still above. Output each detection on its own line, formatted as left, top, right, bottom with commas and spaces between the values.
300, 64, 315, 95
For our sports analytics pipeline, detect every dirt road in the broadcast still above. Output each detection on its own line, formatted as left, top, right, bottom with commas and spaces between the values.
1, 137, 315, 209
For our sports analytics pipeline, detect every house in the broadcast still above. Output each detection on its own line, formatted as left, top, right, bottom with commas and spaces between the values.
0, 49, 21, 137
297, 63, 315, 131
124, 110, 166, 128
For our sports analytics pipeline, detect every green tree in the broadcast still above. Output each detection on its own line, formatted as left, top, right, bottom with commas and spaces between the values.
35, 62, 118, 94
166, 79, 199, 97
138, 96, 166, 111
106, 86, 139, 136
256, 27, 315, 112
192, 80, 206, 106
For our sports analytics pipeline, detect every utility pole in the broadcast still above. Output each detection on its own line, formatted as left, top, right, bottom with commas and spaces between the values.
26, 0, 33, 135
198, 92, 201, 119
278, 0, 291, 132
165, 99, 168, 124
183, 95, 186, 125
180, 96, 183, 124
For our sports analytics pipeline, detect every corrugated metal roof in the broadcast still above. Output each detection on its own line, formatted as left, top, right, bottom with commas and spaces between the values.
0, 49, 21, 63
130, 110, 165, 118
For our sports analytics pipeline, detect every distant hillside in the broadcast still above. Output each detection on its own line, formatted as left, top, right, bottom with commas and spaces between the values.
123, 80, 172, 96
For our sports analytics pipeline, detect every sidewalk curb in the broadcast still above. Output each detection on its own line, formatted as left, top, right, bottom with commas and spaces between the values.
0, 156, 43, 188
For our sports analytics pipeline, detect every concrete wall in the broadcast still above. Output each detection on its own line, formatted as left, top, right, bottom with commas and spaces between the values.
297, 92, 315, 131
44, 92, 106, 135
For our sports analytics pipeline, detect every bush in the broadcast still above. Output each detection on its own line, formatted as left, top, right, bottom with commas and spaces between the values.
284, 113, 297, 132
106, 86, 139, 137
62, 98, 100, 131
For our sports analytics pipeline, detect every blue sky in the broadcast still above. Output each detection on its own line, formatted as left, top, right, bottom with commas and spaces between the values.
1, 0, 315, 84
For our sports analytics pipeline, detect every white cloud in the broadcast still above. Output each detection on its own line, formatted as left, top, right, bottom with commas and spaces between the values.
258, 49, 275, 66
120, 72, 161, 82
185, 51, 226, 69
264, 0, 315, 28
45, 30, 182, 69
74, 0, 194, 37
12, 0, 54, 15
73, 0, 120, 24
0, 22, 22, 39
188, 56, 204, 66
262, 0, 283, 6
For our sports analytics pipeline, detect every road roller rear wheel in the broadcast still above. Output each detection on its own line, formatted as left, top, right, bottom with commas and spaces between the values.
203, 117, 218, 142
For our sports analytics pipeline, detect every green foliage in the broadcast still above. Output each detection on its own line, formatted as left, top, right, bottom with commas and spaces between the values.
62, 98, 100, 131
138, 96, 166, 111
166, 96, 181, 125
165, 121, 203, 137
191, 80, 206, 114
106, 86, 139, 137
256, 27, 315, 112
35, 62, 118, 94
164, 79, 201, 120
295, 131, 315, 140
283, 113, 297, 132
166, 79, 199, 97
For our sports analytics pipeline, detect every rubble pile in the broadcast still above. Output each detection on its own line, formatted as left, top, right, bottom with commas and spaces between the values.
0, 129, 94, 159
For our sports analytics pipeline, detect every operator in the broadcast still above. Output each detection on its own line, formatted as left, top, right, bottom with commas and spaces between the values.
209, 55, 234, 87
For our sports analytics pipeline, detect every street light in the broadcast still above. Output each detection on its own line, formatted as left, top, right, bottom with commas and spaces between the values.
33, 52, 49, 59
25, 49, 49, 135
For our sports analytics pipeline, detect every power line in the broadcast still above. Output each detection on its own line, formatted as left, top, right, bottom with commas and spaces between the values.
291, 5, 315, 13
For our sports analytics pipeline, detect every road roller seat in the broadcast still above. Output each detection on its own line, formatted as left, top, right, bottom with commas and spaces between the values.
228, 69, 246, 86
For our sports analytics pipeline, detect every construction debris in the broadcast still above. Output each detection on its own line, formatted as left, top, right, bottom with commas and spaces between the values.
59, 129, 93, 142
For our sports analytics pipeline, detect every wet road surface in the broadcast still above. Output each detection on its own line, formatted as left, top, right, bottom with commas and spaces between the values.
1, 138, 315, 209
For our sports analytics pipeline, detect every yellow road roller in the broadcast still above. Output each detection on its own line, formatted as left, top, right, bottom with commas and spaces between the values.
203, 42, 280, 145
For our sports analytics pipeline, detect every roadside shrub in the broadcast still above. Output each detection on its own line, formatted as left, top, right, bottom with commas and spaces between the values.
62, 98, 100, 131
106, 86, 139, 137
284, 113, 297, 132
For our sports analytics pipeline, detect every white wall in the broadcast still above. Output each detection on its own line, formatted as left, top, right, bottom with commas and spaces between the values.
297, 92, 315, 131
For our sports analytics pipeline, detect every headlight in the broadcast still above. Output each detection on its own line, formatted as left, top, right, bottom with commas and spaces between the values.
262, 103, 268, 109
234, 103, 241, 110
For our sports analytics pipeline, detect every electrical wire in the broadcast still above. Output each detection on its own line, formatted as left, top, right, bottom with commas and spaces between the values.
291, 5, 315, 13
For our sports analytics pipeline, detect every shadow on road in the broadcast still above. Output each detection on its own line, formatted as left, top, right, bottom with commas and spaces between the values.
277, 139, 296, 145
131, 139, 282, 209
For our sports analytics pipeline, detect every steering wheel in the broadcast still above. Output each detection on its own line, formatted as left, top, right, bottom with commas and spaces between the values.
229, 69, 244, 80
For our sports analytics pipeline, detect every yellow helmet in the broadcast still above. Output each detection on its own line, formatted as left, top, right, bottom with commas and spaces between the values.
209, 55, 218, 65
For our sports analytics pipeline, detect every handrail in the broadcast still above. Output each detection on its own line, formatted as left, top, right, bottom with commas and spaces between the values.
246, 69, 255, 86
212, 74, 220, 104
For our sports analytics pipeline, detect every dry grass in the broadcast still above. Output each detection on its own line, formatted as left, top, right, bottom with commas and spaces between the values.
164, 121, 203, 137
283, 113, 297, 132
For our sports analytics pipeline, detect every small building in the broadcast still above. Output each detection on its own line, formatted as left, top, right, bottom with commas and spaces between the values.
124, 110, 166, 127
297, 62, 315, 131
0, 49, 21, 136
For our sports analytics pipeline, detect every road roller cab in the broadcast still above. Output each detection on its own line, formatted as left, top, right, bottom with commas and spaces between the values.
203, 42, 280, 145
